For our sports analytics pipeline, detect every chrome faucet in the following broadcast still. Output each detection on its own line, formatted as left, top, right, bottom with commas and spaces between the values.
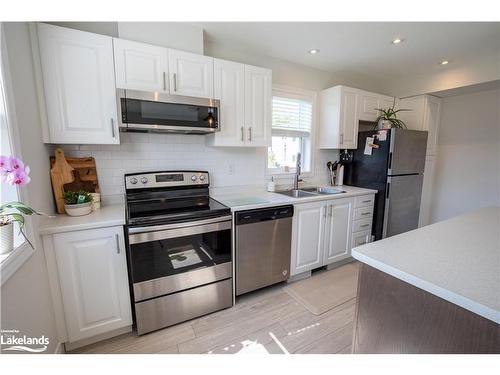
293, 152, 302, 190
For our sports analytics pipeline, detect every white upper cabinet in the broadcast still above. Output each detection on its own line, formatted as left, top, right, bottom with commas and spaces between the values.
113, 38, 169, 92
358, 92, 379, 122
323, 198, 353, 265
168, 49, 214, 98
319, 85, 359, 149
208, 59, 245, 146
244, 65, 272, 147
398, 95, 441, 155
52, 226, 132, 343
291, 201, 327, 276
36, 23, 119, 144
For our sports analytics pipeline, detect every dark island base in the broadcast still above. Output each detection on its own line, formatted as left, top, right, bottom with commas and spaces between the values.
352, 263, 500, 354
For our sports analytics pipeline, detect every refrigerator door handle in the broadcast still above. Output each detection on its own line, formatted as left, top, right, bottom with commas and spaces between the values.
388, 152, 393, 169
386, 182, 390, 199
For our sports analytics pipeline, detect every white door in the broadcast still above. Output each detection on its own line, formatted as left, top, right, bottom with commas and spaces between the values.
418, 155, 435, 227
37, 23, 119, 144
168, 49, 214, 98
244, 65, 272, 147
291, 201, 327, 276
324, 198, 353, 265
53, 226, 132, 343
423, 96, 441, 155
340, 87, 358, 149
358, 92, 379, 121
113, 38, 168, 92
211, 59, 245, 146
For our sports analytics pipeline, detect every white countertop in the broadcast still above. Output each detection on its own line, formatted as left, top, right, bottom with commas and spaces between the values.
352, 206, 500, 324
211, 184, 377, 211
39, 203, 126, 235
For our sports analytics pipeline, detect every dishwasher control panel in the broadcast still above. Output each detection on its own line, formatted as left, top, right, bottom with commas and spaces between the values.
235, 205, 294, 225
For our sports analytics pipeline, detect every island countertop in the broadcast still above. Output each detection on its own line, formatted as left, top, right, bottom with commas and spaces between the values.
352, 206, 500, 324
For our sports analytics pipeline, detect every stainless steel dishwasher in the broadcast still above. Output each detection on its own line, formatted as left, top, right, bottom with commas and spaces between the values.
235, 205, 294, 295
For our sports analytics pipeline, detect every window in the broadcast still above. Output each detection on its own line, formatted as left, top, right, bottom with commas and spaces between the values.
0, 23, 35, 284
268, 86, 316, 175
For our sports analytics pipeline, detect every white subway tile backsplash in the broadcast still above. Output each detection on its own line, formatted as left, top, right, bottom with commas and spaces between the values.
58, 133, 338, 198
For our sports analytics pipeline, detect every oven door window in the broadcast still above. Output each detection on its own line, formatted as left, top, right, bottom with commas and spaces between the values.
121, 98, 218, 129
129, 228, 231, 283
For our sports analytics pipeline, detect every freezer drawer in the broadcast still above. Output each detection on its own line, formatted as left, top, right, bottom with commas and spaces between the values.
383, 174, 424, 237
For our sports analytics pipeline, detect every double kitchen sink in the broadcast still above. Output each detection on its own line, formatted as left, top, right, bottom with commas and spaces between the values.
277, 186, 346, 198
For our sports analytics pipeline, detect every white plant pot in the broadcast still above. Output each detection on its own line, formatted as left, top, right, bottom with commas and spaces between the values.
378, 119, 392, 130
0, 223, 14, 255
64, 202, 93, 217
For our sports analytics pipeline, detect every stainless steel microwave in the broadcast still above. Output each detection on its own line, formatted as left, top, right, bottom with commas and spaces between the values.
117, 89, 220, 134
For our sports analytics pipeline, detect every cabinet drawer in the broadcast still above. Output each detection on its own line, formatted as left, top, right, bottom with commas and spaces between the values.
354, 195, 375, 208
351, 230, 371, 248
352, 217, 372, 233
353, 206, 374, 220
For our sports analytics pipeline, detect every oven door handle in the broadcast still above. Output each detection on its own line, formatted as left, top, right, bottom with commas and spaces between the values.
128, 216, 232, 245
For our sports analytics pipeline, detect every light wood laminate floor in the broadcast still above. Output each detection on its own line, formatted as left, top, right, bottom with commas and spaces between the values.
71, 274, 356, 354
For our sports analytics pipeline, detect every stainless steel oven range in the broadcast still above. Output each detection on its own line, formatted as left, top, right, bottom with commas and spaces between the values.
124, 171, 232, 335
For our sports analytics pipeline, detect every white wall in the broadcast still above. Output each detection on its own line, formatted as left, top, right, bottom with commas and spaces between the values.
430, 88, 500, 223
1, 22, 59, 353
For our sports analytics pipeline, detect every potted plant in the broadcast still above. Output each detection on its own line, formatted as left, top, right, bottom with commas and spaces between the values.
63, 190, 93, 217
0, 155, 43, 254
373, 98, 410, 130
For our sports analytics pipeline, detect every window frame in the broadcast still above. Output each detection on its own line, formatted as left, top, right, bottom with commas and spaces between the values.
266, 84, 317, 180
0, 23, 36, 285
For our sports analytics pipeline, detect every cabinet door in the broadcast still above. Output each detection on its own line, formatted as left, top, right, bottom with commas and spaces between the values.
378, 96, 397, 112
339, 87, 359, 149
291, 201, 327, 276
358, 93, 379, 122
210, 59, 245, 146
324, 198, 353, 265
168, 49, 214, 98
37, 23, 119, 144
418, 155, 435, 227
53, 226, 132, 343
398, 96, 426, 131
113, 38, 168, 92
244, 65, 272, 147
423, 96, 441, 155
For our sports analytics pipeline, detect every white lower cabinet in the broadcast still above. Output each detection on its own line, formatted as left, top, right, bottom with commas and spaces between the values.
323, 198, 353, 265
44, 226, 132, 345
291, 195, 374, 276
290, 201, 327, 275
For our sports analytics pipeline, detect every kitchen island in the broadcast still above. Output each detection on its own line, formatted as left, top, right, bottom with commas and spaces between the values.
351, 206, 500, 354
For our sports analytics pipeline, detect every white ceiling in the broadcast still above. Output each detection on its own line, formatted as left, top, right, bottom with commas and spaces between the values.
198, 22, 500, 81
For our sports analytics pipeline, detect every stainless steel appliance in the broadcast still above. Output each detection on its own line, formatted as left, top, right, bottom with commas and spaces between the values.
118, 89, 220, 134
344, 128, 428, 240
124, 171, 232, 335
235, 205, 294, 295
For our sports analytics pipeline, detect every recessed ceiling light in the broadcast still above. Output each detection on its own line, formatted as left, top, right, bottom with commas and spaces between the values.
391, 38, 403, 45
309, 49, 320, 55
440, 60, 449, 65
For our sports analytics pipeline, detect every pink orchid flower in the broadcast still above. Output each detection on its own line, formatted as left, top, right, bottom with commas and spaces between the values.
8, 156, 25, 171
5, 169, 31, 186
0, 155, 10, 175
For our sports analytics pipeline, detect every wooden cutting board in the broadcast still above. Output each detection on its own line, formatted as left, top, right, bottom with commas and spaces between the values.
50, 148, 100, 214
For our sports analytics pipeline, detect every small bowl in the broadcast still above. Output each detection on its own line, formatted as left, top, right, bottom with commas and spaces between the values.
64, 202, 93, 217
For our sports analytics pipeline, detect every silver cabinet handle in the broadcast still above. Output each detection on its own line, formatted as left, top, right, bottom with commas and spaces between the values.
362, 200, 371, 203
361, 212, 370, 216
339, 133, 344, 144
329, 205, 333, 217
115, 234, 120, 254
241, 127, 244, 142
173, 73, 177, 92
248, 126, 252, 141
163, 72, 167, 91
360, 224, 370, 228
111, 118, 116, 138
324, 206, 327, 218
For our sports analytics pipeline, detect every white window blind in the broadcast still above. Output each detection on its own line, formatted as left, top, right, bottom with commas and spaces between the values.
272, 96, 312, 137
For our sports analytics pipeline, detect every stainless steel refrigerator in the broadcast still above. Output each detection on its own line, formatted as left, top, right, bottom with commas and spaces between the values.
344, 128, 428, 240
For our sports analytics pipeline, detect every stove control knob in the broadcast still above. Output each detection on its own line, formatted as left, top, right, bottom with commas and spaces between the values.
141, 177, 148, 184
199, 175, 206, 181
191, 175, 197, 182
130, 177, 138, 185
